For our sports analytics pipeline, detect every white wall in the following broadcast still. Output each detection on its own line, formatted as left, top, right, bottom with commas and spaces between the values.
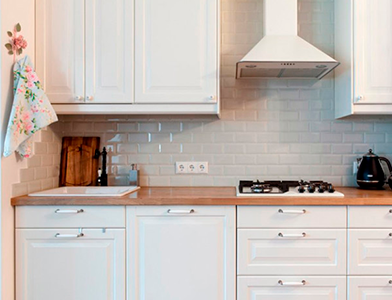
1, 0, 35, 299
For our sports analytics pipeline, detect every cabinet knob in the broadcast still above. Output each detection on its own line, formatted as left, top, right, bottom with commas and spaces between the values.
75, 96, 84, 101
86, 96, 94, 101
357, 95, 364, 101
208, 95, 216, 100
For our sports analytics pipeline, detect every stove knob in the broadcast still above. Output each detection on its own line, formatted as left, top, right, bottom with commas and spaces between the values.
318, 186, 325, 193
307, 185, 315, 193
298, 186, 305, 193
327, 184, 335, 193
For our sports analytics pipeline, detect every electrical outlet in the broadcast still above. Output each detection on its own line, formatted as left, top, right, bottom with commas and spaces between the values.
175, 162, 209, 174
176, 162, 188, 174
197, 162, 209, 174
188, 163, 197, 173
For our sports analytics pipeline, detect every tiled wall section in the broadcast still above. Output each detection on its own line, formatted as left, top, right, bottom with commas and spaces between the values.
52, 0, 392, 187
12, 127, 61, 196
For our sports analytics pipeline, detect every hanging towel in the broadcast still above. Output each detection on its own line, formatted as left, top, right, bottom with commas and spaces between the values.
3, 56, 58, 158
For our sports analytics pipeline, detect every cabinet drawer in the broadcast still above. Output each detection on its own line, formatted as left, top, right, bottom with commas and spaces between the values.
238, 229, 346, 275
238, 206, 346, 228
16, 206, 125, 228
130, 205, 234, 216
238, 276, 346, 300
348, 276, 392, 299
349, 206, 392, 228
348, 229, 392, 275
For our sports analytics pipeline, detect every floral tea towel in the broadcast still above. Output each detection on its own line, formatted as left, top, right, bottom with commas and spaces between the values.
3, 56, 58, 158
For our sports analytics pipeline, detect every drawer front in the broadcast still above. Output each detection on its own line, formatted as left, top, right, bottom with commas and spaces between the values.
238, 229, 346, 275
16, 206, 125, 228
238, 276, 346, 300
349, 276, 392, 300
130, 205, 234, 216
349, 206, 392, 228
238, 206, 346, 228
349, 229, 392, 275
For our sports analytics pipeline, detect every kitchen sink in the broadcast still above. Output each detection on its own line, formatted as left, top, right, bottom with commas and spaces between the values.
28, 186, 140, 197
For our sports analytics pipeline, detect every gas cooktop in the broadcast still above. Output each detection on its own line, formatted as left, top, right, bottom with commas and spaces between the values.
237, 180, 344, 197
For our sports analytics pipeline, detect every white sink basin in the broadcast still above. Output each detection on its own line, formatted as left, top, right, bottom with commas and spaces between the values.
28, 186, 140, 197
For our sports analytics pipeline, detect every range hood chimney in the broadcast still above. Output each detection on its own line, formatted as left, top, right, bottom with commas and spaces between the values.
236, 0, 339, 80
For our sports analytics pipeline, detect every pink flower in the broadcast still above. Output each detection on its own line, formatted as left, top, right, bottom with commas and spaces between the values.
27, 72, 38, 82
13, 35, 27, 50
22, 111, 30, 121
25, 123, 33, 131
27, 81, 34, 88
25, 66, 32, 73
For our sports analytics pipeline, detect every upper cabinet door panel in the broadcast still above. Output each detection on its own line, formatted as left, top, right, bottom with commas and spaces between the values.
85, 0, 133, 103
354, 0, 392, 104
135, 0, 218, 104
36, 0, 84, 104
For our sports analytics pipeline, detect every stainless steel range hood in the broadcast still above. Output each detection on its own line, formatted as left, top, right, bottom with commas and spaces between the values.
236, 0, 339, 80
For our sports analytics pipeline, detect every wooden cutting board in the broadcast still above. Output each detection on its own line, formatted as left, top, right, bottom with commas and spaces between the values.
60, 137, 100, 186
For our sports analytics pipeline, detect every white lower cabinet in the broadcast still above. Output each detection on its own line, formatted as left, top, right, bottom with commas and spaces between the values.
16, 228, 125, 300
349, 229, 392, 275
238, 229, 346, 276
238, 276, 346, 300
348, 277, 392, 300
127, 206, 236, 300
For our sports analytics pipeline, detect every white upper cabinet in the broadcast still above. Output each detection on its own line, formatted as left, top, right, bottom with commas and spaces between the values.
35, 0, 220, 114
36, 0, 133, 105
85, 0, 133, 103
335, 0, 392, 117
36, 0, 84, 104
135, 0, 218, 104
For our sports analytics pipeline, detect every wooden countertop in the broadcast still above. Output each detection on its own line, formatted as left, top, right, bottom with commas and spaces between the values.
10, 186, 392, 206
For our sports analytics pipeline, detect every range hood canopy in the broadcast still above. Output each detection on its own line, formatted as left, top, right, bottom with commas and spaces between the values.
236, 0, 339, 80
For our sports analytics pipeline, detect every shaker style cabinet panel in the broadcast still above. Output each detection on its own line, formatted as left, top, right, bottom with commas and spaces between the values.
16, 229, 125, 300
238, 229, 346, 276
36, 0, 133, 104
335, 0, 392, 117
135, 0, 219, 104
237, 277, 346, 300
85, 0, 133, 103
127, 206, 235, 300
348, 277, 392, 300
36, 0, 84, 104
348, 229, 392, 275
354, 0, 392, 105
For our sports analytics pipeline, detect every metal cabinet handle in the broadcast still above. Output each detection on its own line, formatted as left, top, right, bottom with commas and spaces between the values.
389, 209, 392, 214
278, 232, 306, 238
356, 95, 363, 101
167, 209, 195, 214
55, 209, 84, 214
389, 280, 392, 284
75, 95, 84, 101
278, 209, 306, 214
86, 96, 94, 101
55, 233, 84, 238
208, 95, 216, 100
278, 280, 306, 286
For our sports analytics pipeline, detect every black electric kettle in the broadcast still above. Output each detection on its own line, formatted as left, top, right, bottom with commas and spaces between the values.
357, 149, 392, 189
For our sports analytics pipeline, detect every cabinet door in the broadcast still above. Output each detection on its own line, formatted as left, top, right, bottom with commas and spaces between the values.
354, 0, 392, 104
238, 276, 346, 300
36, 0, 84, 103
16, 229, 125, 300
135, 0, 218, 104
127, 206, 235, 300
348, 229, 392, 275
238, 229, 346, 276
85, 0, 133, 103
349, 277, 392, 300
